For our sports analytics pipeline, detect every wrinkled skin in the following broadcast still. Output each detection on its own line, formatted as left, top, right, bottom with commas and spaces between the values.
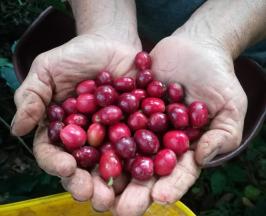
148, 34, 247, 205
12, 32, 247, 215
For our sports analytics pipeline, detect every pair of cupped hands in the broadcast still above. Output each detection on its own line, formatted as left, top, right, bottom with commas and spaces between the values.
11, 27, 247, 215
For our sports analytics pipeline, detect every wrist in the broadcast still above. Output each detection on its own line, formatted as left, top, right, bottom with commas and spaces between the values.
173, 21, 241, 60
81, 24, 141, 48
70, 0, 140, 47
173, 0, 266, 60
171, 27, 234, 65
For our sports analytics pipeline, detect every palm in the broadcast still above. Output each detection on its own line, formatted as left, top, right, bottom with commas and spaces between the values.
137, 35, 247, 206
151, 36, 242, 113
13, 35, 140, 135
14, 35, 143, 210
39, 35, 140, 101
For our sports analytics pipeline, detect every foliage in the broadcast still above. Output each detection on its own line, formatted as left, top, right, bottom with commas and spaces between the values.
0, 75, 63, 204
0, 0, 66, 204
0, 0, 66, 58
182, 125, 266, 216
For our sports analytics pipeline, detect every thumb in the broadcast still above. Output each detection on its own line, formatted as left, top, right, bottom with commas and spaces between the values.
195, 100, 247, 166
12, 54, 53, 136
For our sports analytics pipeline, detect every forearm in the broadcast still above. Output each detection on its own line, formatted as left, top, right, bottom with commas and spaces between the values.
69, 0, 139, 43
175, 0, 266, 59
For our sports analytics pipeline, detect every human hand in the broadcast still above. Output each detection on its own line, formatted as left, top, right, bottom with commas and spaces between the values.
150, 33, 247, 206
12, 33, 142, 211
112, 31, 248, 215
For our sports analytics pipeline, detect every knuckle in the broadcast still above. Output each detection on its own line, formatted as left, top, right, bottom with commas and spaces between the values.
14, 88, 22, 104
62, 173, 93, 202
92, 198, 113, 212
56, 156, 76, 177
228, 128, 242, 149
238, 88, 248, 113
72, 188, 92, 202
92, 190, 114, 211
33, 53, 46, 66
115, 205, 130, 216
31, 53, 50, 73
21, 102, 45, 124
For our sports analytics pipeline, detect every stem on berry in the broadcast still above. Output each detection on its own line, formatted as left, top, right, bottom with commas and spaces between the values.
107, 177, 114, 186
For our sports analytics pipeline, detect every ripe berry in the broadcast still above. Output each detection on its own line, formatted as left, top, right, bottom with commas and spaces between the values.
154, 149, 177, 176
114, 77, 135, 92
134, 51, 152, 70
96, 70, 113, 85
62, 98, 77, 115
148, 113, 168, 132
188, 101, 209, 128
184, 128, 202, 142
48, 121, 64, 143
167, 83, 184, 102
93, 105, 123, 125
127, 111, 148, 131
109, 123, 131, 144
136, 69, 153, 88
167, 103, 189, 129
167, 103, 187, 113
64, 113, 88, 128
131, 89, 147, 101
141, 98, 165, 116
60, 124, 86, 151
95, 85, 118, 107
76, 93, 97, 114
118, 93, 139, 114
131, 156, 154, 181
114, 137, 136, 159
47, 104, 65, 121
87, 123, 106, 147
72, 146, 100, 169
76, 80, 97, 95
134, 129, 159, 155
100, 142, 115, 155
163, 131, 189, 155
147, 80, 166, 98
99, 151, 122, 183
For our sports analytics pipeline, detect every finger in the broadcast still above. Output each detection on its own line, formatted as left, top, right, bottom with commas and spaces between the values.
113, 173, 130, 195
152, 151, 200, 204
61, 168, 93, 201
12, 54, 53, 136
91, 172, 115, 212
112, 178, 155, 216
106, 44, 140, 79
195, 96, 247, 165
33, 125, 77, 177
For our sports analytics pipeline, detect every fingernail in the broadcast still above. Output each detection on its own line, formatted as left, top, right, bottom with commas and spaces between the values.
202, 147, 219, 165
91, 205, 105, 213
10, 115, 16, 135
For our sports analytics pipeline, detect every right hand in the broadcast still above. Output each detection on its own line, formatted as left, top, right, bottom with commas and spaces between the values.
12, 33, 141, 210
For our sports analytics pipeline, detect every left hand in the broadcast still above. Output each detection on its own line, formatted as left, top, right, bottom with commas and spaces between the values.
113, 33, 247, 215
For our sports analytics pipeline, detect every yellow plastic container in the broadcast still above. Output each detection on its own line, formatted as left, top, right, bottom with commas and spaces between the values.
0, 193, 195, 216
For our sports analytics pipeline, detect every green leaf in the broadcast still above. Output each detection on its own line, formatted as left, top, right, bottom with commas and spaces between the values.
244, 185, 261, 201
210, 171, 227, 195
191, 187, 201, 194
107, 177, 113, 186
0, 67, 20, 91
0, 58, 12, 67
11, 40, 18, 53
224, 164, 247, 182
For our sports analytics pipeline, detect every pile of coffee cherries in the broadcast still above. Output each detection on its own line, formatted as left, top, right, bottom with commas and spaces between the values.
47, 51, 209, 184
